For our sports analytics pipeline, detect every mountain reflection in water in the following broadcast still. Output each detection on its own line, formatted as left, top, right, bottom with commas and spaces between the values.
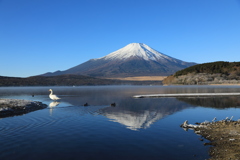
96, 96, 240, 131
53, 96, 194, 131
47, 93, 240, 131
98, 98, 192, 130
2, 86, 240, 160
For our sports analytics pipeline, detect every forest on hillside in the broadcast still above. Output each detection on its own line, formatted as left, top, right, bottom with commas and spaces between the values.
163, 61, 240, 85
175, 61, 240, 77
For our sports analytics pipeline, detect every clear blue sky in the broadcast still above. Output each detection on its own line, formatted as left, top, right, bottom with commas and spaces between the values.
1, 0, 240, 77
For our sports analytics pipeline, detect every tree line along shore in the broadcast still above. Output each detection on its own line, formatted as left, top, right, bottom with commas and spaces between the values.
163, 61, 240, 85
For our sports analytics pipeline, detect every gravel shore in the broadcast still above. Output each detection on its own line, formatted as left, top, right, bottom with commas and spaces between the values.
0, 99, 47, 118
181, 119, 240, 160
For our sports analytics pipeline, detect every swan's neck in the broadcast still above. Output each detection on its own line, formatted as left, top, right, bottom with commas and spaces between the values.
50, 90, 53, 95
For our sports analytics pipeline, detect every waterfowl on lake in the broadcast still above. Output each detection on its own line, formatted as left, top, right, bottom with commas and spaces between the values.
49, 89, 61, 101
110, 103, 116, 107
83, 103, 89, 106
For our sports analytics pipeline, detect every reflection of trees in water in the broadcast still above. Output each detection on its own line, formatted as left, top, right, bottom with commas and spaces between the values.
177, 96, 240, 109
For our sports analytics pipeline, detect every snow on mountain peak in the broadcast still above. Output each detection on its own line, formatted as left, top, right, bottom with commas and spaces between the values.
98, 43, 173, 61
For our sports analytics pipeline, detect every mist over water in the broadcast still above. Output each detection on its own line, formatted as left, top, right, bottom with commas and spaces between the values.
1, 85, 240, 160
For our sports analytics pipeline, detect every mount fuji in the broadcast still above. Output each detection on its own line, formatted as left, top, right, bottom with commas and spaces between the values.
42, 43, 196, 78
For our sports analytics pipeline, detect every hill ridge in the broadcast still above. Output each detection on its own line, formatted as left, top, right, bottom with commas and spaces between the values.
163, 61, 240, 85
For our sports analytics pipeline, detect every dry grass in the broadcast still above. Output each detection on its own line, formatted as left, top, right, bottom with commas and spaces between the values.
107, 76, 167, 81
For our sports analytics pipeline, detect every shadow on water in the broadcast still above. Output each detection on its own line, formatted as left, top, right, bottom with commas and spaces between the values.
177, 96, 240, 109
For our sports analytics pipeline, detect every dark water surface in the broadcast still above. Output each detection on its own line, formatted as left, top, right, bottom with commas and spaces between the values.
1, 85, 240, 160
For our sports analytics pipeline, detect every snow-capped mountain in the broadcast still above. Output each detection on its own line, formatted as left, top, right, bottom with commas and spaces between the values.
42, 43, 196, 77
101, 43, 173, 61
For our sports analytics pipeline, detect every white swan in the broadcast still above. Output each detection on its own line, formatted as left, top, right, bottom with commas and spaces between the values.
49, 89, 61, 101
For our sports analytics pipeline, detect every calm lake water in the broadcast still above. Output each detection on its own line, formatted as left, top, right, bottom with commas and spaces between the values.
1, 85, 240, 160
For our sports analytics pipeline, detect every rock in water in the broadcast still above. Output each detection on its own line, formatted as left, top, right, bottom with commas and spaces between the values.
0, 99, 47, 118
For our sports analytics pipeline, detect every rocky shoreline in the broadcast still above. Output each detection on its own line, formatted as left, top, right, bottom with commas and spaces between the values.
181, 118, 240, 160
0, 99, 47, 118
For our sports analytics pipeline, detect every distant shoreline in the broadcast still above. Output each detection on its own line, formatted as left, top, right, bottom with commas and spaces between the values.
163, 83, 240, 86
0, 75, 163, 86
209, 83, 240, 86
106, 76, 167, 81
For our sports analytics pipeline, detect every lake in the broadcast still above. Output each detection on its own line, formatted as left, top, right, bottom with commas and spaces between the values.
1, 85, 240, 160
